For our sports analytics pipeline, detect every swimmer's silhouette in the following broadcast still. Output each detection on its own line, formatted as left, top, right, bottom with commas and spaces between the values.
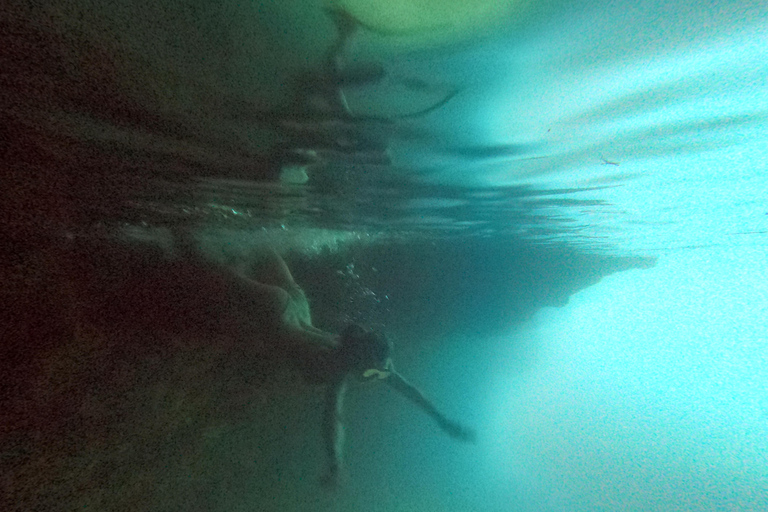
177, 235, 476, 489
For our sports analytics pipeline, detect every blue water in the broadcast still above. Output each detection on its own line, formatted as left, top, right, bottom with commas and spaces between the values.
3, 1, 768, 511
109, 0, 768, 256
351, 0, 768, 254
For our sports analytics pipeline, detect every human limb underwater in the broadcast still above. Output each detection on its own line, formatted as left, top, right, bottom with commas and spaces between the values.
384, 365, 476, 442
320, 377, 347, 489
313, 325, 476, 489
170, 229, 339, 353
334, 324, 475, 441
171, 235, 474, 485
315, 362, 475, 490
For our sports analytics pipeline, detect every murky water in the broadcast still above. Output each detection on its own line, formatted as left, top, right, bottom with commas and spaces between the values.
3, 1, 767, 511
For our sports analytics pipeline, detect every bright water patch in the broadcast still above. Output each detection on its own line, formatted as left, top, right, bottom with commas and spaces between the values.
378, 0, 768, 255
460, 246, 768, 511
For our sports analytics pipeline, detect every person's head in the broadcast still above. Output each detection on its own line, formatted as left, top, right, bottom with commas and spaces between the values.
339, 323, 392, 379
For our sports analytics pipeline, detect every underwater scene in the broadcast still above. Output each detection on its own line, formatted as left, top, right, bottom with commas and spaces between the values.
2, 0, 767, 511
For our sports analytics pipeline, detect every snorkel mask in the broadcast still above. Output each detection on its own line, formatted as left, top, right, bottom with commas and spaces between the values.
361, 359, 392, 380
361, 368, 390, 379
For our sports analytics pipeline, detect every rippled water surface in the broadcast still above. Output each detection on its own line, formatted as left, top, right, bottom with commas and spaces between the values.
64, 0, 766, 256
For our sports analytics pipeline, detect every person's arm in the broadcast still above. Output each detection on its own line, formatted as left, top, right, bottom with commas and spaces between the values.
386, 370, 476, 442
320, 377, 347, 488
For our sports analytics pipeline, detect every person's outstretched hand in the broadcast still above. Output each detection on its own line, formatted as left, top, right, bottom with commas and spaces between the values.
441, 419, 477, 443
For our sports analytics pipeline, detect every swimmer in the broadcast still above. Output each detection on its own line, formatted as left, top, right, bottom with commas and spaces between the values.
305, 322, 476, 489
175, 234, 475, 488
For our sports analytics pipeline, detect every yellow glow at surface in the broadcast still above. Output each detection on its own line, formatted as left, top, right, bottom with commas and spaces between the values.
327, 0, 531, 36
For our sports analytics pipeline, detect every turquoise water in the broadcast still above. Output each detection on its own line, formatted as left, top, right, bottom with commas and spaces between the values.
106, 0, 767, 255
3, 1, 767, 511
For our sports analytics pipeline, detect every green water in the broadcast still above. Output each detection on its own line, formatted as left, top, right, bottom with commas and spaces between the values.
2, 0, 767, 511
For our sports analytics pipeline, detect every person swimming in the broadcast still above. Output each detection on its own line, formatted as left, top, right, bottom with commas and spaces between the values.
175, 234, 475, 488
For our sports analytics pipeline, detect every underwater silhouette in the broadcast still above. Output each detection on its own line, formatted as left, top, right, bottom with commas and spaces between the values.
171, 231, 477, 489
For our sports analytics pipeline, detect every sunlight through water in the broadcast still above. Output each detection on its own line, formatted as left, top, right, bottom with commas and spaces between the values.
383, 0, 768, 254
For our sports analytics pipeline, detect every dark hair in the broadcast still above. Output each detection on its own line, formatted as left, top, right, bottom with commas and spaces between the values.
340, 323, 391, 368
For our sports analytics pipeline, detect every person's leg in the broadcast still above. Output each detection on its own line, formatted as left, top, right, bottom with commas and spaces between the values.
225, 272, 290, 321
171, 230, 290, 322
249, 249, 298, 290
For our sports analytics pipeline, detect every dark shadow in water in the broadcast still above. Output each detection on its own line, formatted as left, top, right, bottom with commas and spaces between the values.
1, 235, 301, 511
1, 231, 653, 511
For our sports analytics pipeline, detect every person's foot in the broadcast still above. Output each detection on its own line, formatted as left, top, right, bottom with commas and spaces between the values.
441, 419, 477, 443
